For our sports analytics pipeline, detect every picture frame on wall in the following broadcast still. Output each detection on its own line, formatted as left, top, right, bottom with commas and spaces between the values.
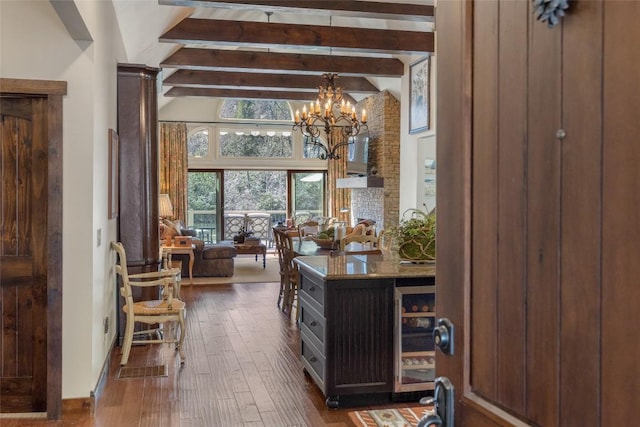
108, 128, 119, 219
409, 55, 430, 134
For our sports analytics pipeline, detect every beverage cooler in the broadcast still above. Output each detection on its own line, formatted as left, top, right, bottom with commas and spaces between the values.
394, 285, 436, 392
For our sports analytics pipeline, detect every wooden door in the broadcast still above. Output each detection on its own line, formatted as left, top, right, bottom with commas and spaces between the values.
435, 1, 639, 425
0, 97, 49, 413
0, 79, 65, 419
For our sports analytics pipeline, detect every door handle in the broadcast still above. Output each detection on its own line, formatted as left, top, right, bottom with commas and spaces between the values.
418, 377, 454, 427
418, 414, 443, 427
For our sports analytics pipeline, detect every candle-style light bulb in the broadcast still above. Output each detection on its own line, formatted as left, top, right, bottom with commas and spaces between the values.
295, 109, 301, 123
361, 109, 367, 123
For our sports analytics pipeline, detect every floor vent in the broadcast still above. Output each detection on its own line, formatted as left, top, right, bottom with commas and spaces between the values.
116, 364, 168, 379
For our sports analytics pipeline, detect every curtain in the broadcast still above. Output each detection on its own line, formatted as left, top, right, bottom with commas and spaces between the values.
159, 122, 188, 222
327, 131, 351, 222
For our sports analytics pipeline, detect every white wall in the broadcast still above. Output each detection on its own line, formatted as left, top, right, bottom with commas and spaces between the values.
0, 0, 126, 399
399, 55, 437, 219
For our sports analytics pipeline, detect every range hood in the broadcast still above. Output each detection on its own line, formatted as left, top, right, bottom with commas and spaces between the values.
336, 175, 384, 188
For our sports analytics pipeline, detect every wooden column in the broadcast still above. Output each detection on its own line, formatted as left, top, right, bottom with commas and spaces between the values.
116, 64, 160, 342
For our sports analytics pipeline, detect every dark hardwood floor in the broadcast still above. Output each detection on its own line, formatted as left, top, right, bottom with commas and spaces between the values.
3, 280, 421, 426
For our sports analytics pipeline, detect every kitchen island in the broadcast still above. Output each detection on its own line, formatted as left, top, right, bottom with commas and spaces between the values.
293, 254, 436, 408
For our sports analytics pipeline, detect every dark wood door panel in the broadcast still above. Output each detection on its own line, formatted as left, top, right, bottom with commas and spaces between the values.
524, 6, 562, 426
559, 1, 604, 425
471, 0, 499, 399
601, 2, 640, 426
494, 0, 528, 414
0, 256, 33, 286
438, 0, 638, 426
0, 96, 48, 414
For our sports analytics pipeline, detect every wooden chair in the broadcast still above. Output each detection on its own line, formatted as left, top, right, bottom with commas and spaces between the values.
272, 227, 287, 308
293, 211, 312, 225
112, 242, 186, 366
339, 233, 380, 253
297, 220, 319, 237
159, 246, 183, 298
281, 230, 301, 321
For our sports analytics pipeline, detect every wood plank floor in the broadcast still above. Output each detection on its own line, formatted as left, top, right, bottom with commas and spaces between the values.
3, 280, 423, 426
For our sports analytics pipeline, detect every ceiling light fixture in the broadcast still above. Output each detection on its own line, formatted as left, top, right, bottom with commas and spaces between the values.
293, 73, 368, 160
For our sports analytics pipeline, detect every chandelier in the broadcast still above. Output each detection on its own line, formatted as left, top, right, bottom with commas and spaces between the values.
293, 73, 368, 160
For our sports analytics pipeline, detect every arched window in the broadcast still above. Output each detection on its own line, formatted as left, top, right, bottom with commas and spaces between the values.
187, 127, 209, 158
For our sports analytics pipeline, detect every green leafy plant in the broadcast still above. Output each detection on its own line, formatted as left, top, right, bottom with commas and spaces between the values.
393, 208, 436, 262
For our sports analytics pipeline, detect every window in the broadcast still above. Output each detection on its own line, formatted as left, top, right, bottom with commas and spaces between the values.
219, 99, 293, 121
187, 127, 209, 158
187, 171, 221, 243
219, 129, 293, 158
224, 170, 288, 226
302, 136, 327, 159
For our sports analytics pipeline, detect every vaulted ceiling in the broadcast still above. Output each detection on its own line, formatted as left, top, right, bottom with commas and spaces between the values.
112, 0, 435, 107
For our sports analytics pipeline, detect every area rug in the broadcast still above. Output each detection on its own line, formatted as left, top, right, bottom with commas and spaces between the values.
191, 252, 280, 285
349, 406, 433, 427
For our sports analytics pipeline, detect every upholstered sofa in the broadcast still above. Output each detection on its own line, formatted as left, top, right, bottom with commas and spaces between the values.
160, 220, 237, 277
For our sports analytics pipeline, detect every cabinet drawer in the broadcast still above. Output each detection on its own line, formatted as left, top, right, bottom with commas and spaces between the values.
299, 273, 325, 309
300, 304, 325, 349
301, 338, 325, 387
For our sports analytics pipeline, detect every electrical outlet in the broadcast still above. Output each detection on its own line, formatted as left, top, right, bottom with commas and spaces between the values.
97, 228, 102, 247
104, 316, 109, 334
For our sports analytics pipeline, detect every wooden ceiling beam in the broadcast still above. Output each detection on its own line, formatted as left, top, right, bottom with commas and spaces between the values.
163, 70, 379, 94
164, 86, 357, 104
161, 48, 405, 77
158, 0, 434, 22
159, 18, 433, 55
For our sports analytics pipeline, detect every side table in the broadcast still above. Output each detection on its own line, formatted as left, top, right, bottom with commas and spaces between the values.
161, 244, 195, 285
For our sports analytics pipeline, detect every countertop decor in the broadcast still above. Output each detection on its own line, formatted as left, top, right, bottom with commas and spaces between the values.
392, 208, 436, 263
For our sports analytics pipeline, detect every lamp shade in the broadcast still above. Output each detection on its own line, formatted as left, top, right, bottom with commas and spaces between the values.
158, 194, 173, 219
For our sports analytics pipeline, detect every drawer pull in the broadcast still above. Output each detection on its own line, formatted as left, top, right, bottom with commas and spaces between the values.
309, 286, 316, 292
310, 321, 317, 327
309, 356, 317, 363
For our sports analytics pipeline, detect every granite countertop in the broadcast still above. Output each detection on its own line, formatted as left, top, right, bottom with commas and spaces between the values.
294, 254, 436, 280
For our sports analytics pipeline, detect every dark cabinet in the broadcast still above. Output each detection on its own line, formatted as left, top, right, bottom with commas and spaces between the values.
298, 265, 435, 407
298, 271, 395, 407
116, 64, 160, 343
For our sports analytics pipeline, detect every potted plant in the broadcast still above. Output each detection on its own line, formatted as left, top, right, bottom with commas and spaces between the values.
233, 226, 253, 244
393, 208, 436, 263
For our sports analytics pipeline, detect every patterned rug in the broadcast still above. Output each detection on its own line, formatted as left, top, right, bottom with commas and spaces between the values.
349, 406, 433, 427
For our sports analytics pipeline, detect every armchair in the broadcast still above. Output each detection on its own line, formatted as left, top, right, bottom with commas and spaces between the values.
112, 242, 186, 366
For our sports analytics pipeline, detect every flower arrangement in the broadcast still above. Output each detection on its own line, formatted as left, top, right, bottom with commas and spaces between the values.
393, 208, 436, 263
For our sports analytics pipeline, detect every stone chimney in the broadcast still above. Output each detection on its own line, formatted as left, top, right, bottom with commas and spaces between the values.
349, 90, 400, 230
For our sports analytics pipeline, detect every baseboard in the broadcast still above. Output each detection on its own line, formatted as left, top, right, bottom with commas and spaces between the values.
61, 397, 92, 415
63, 334, 117, 417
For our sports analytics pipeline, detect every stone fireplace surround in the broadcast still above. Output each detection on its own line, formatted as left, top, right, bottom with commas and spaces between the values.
344, 90, 400, 232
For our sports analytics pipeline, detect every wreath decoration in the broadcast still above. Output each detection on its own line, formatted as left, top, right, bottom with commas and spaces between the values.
533, 0, 570, 28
